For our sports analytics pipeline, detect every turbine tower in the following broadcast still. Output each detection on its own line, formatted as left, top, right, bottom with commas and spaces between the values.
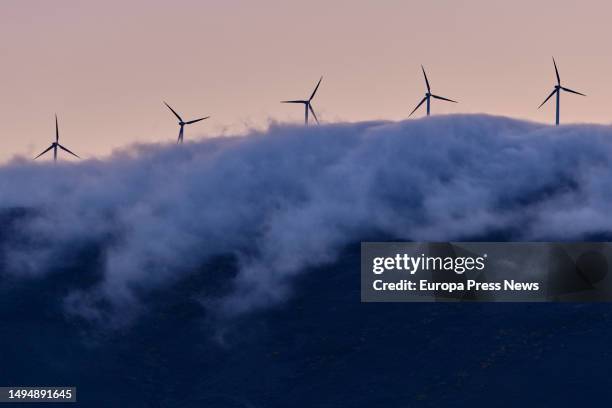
34, 115, 80, 162
281, 76, 322, 126
164, 102, 210, 144
410, 66, 457, 117
538, 57, 585, 126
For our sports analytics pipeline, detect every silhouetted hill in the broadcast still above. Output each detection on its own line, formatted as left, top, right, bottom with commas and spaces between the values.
1, 241, 611, 407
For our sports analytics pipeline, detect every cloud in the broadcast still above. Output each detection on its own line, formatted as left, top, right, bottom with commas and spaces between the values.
1, 114, 611, 324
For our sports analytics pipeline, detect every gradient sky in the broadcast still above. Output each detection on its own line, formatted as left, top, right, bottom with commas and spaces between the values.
1, 0, 611, 162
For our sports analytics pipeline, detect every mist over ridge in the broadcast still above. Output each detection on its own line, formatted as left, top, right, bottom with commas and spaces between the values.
1, 114, 611, 325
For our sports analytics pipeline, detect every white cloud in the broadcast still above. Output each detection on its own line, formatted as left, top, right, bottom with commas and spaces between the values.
1, 115, 611, 324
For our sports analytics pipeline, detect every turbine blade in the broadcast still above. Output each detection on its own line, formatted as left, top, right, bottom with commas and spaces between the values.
281, 100, 307, 104
538, 88, 557, 109
431, 94, 458, 103
561, 87, 586, 96
58, 144, 80, 158
34, 145, 54, 160
185, 116, 210, 124
164, 101, 183, 122
421, 65, 431, 92
309, 76, 323, 101
177, 126, 183, 144
409, 97, 428, 117
553, 57, 560, 85
55, 114, 59, 142
308, 104, 319, 124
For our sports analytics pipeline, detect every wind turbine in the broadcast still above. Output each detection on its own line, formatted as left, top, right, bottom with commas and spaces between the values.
538, 57, 585, 126
34, 115, 80, 162
409, 66, 458, 117
281, 76, 322, 125
164, 101, 210, 143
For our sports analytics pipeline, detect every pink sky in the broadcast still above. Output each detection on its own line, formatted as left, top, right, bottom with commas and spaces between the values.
1, 0, 611, 162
